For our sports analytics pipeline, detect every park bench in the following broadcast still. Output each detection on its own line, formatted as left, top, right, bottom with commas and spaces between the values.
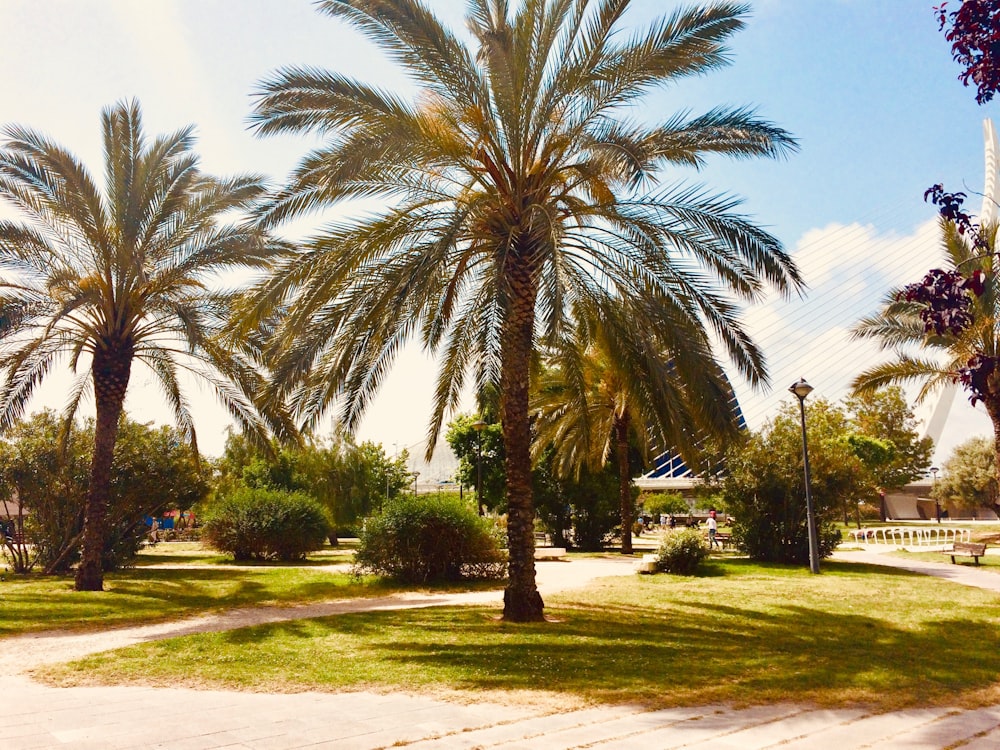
713, 532, 732, 550
943, 541, 988, 565
532, 531, 566, 560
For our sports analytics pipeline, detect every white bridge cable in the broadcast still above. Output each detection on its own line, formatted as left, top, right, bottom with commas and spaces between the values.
725, 199, 943, 429
644, 195, 943, 476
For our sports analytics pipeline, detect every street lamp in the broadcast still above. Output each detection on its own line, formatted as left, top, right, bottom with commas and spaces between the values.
411, 471, 420, 495
789, 378, 820, 574
931, 466, 940, 523
472, 419, 487, 516
385, 442, 398, 506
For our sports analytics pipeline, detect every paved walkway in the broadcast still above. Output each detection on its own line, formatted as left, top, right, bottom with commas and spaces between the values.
831, 546, 1000, 592
6, 551, 1000, 749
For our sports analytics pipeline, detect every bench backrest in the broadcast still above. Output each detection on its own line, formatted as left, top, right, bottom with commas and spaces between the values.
954, 541, 987, 554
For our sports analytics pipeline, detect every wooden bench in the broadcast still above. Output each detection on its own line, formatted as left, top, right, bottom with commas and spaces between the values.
943, 541, 987, 565
714, 532, 732, 550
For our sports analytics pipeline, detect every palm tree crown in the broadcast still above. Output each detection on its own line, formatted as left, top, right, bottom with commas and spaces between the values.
0, 100, 289, 590
248, 0, 803, 620
531, 303, 744, 553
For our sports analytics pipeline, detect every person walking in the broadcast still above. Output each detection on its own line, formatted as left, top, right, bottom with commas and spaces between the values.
707, 510, 719, 549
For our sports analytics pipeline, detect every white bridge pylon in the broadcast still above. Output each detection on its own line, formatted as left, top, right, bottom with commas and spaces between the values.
922, 119, 998, 447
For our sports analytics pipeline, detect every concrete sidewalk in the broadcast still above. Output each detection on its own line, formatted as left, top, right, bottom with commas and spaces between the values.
831, 546, 1000, 592
5, 553, 1000, 749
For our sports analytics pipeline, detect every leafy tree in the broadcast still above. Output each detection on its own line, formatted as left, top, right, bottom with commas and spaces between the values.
531, 449, 623, 551
446, 415, 505, 514
852, 223, 1000, 481
932, 436, 999, 511
937, 0, 1000, 104
842, 434, 894, 526
247, 0, 801, 620
213, 431, 409, 539
844, 386, 933, 490
296, 437, 411, 535
722, 400, 853, 563
642, 492, 690, 519
530, 306, 742, 554
0, 410, 205, 574
557, 465, 623, 551
0, 411, 88, 573
0, 101, 289, 590
241, 450, 305, 493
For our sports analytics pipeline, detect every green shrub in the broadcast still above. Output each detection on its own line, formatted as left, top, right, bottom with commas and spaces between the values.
353, 494, 506, 582
655, 528, 709, 575
203, 488, 331, 562
729, 497, 841, 563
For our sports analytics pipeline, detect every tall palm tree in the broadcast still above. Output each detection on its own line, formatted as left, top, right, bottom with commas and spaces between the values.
0, 101, 291, 591
531, 303, 743, 554
853, 221, 1000, 482
247, 0, 802, 621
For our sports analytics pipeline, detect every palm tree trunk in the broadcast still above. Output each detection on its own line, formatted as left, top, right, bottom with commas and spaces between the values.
614, 411, 633, 555
500, 258, 544, 622
987, 396, 1000, 515
75, 344, 132, 591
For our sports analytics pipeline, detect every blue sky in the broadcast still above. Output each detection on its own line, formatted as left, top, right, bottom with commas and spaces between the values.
0, 0, 994, 470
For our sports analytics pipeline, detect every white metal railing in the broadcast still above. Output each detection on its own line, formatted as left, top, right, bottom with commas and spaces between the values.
848, 527, 972, 547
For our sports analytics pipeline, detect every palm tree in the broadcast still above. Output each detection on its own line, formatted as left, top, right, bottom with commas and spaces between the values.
247, 0, 802, 621
0, 101, 291, 591
531, 304, 744, 554
853, 221, 1000, 484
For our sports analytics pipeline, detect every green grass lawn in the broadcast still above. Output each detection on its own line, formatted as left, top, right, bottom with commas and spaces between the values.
38, 559, 1000, 711
0, 541, 492, 637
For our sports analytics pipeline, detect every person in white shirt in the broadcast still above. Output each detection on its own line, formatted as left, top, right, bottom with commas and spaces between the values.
707, 510, 719, 549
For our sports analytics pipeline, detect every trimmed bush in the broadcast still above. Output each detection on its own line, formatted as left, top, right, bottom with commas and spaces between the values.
354, 494, 506, 582
203, 487, 331, 561
655, 528, 709, 575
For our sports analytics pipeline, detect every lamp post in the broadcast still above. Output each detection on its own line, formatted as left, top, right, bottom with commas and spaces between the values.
385, 442, 398, 507
931, 466, 940, 523
472, 419, 487, 516
789, 378, 820, 574
411, 471, 420, 495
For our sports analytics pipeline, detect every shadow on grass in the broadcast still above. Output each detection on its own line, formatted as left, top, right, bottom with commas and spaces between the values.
78, 559, 1000, 710
319, 600, 1000, 708
0, 567, 406, 638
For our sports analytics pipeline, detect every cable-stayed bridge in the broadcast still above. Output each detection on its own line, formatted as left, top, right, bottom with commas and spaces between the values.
638, 120, 1000, 490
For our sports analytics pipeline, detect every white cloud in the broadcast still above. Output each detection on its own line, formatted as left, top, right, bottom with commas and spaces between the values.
730, 218, 992, 466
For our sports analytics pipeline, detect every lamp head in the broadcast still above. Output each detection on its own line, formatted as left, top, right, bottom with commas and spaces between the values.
472, 419, 487, 432
788, 378, 813, 401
